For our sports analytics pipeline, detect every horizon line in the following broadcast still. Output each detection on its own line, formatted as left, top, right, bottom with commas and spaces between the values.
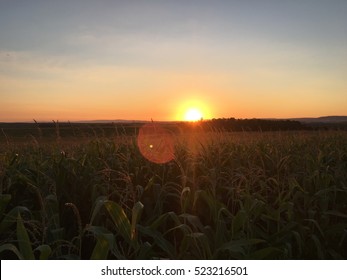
1, 115, 347, 124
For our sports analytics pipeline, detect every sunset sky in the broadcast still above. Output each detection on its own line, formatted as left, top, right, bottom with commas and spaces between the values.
1, 0, 346, 122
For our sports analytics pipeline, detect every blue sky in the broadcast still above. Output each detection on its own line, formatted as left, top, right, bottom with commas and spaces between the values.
1, 0, 346, 121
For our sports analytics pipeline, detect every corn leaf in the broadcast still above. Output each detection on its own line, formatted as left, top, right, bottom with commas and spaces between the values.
0, 243, 23, 259
104, 201, 132, 243
0, 206, 30, 233
87, 226, 114, 260
34, 245, 52, 260
0, 194, 12, 217
131, 201, 144, 240
16, 213, 35, 260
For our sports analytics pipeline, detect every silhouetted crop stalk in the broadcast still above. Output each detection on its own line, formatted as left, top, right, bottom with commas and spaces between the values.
64, 202, 83, 258
53, 120, 61, 143
1, 128, 10, 147
27, 182, 47, 243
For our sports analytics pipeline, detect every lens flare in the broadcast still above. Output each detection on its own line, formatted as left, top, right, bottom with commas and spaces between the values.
137, 123, 174, 164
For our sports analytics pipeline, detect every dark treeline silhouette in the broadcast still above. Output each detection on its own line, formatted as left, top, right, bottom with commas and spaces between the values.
199, 118, 304, 132
1, 118, 347, 141
303, 121, 347, 131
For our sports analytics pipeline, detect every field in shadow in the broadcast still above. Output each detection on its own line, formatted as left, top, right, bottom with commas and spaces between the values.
0, 122, 346, 259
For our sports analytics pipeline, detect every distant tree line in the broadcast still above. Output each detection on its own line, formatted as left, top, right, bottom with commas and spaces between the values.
1, 119, 346, 141
200, 118, 304, 132
304, 122, 347, 131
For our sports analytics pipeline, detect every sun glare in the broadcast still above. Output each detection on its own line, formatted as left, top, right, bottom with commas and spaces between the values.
184, 108, 203, 122
175, 96, 212, 121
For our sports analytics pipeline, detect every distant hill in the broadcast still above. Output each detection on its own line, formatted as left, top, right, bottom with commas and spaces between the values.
1, 116, 347, 125
289, 116, 347, 123
73, 116, 347, 124
73, 119, 148, 123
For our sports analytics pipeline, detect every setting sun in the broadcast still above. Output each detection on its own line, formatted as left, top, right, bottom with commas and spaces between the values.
175, 97, 212, 122
184, 108, 203, 122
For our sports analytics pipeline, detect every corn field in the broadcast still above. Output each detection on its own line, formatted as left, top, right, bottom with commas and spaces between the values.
0, 128, 346, 259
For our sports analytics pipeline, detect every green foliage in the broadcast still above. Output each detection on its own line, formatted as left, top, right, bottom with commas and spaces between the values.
0, 131, 346, 259
16, 213, 35, 259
